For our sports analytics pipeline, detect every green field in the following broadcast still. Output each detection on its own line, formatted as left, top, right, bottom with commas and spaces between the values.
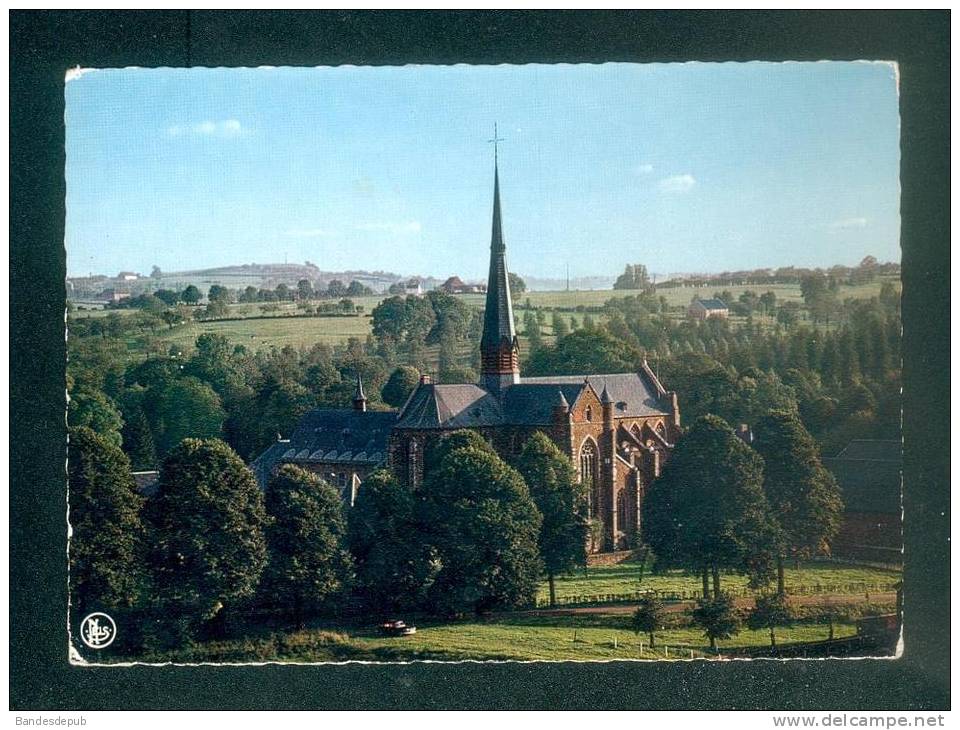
154, 314, 375, 352
538, 560, 902, 606
129, 611, 861, 664
344, 614, 858, 662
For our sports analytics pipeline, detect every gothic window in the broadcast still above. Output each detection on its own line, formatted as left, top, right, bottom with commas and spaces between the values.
617, 490, 629, 532
579, 439, 600, 519
585, 405, 593, 422
656, 421, 666, 436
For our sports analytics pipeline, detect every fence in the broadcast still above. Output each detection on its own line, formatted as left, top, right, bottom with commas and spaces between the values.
533, 580, 901, 609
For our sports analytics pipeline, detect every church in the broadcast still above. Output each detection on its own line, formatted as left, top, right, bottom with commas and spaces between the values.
253, 155, 681, 553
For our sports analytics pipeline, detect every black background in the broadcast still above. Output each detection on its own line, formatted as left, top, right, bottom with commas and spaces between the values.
10, 10, 950, 710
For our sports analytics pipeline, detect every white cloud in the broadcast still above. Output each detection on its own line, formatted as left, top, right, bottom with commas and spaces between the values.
658, 174, 696, 193
166, 119, 244, 138
355, 221, 422, 234
283, 228, 335, 238
634, 163, 655, 175
829, 216, 869, 230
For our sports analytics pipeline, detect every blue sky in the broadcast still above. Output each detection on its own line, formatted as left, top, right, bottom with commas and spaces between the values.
65, 62, 900, 280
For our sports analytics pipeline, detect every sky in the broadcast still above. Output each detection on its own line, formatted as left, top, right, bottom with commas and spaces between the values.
65, 62, 900, 280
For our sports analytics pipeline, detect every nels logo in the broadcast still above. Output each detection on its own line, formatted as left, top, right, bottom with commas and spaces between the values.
80, 612, 117, 649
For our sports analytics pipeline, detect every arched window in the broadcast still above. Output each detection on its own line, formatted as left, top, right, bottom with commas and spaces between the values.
584, 405, 593, 422
656, 421, 666, 437
580, 439, 600, 519
617, 490, 629, 533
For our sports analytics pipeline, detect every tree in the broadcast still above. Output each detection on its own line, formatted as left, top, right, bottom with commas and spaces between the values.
180, 284, 202, 304
239, 285, 260, 303
747, 592, 794, 647
381, 366, 421, 408
297, 279, 315, 301
68, 427, 146, 615
508, 272, 526, 296
523, 310, 544, 353
421, 439, 543, 615
423, 428, 496, 475
692, 593, 740, 651
68, 387, 124, 447
150, 265, 162, 279
515, 432, 588, 607
201, 300, 229, 319
525, 329, 643, 377
154, 288, 180, 306
146, 438, 268, 635
642, 415, 780, 597
120, 400, 157, 470
346, 280, 373, 297
759, 290, 778, 312
208, 284, 232, 304
348, 469, 436, 612
229, 376, 316, 460
552, 311, 569, 338
631, 595, 665, 649
752, 411, 843, 594
614, 264, 652, 291
262, 465, 353, 626
152, 377, 226, 456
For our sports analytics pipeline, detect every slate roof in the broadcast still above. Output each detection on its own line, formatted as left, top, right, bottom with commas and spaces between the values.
394, 383, 503, 429
480, 162, 517, 350
395, 371, 670, 429
694, 298, 729, 310
250, 408, 396, 487
519, 373, 671, 419
823, 439, 902, 514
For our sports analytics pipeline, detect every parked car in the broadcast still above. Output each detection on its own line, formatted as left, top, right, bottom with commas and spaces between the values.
378, 619, 417, 637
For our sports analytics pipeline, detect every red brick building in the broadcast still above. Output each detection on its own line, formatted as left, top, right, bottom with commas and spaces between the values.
823, 439, 902, 565
388, 159, 680, 552
254, 157, 681, 553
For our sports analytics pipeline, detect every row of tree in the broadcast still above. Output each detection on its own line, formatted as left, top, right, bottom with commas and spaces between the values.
70, 425, 589, 651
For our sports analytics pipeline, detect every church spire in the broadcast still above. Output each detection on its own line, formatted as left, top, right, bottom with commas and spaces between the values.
352, 372, 367, 412
480, 128, 520, 395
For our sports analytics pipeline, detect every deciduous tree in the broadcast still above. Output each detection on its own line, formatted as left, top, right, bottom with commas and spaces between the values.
421, 442, 542, 616
752, 411, 843, 594
642, 415, 780, 597
262, 464, 354, 625
515, 432, 588, 607
146, 439, 268, 635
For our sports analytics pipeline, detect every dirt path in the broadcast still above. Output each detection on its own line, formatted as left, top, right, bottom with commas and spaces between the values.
513, 592, 897, 617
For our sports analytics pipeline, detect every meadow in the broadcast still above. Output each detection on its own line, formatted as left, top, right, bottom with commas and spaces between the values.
131, 611, 864, 664
538, 560, 902, 606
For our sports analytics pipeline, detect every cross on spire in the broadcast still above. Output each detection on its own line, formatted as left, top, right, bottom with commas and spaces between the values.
487, 123, 505, 163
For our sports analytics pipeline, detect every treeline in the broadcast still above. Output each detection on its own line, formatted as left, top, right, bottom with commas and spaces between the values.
70, 427, 587, 653
525, 283, 900, 456
72, 407, 843, 656
657, 255, 900, 289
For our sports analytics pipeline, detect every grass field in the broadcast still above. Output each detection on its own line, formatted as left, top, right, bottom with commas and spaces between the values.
538, 560, 902, 605
153, 314, 374, 351
130, 611, 861, 664
344, 615, 858, 662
